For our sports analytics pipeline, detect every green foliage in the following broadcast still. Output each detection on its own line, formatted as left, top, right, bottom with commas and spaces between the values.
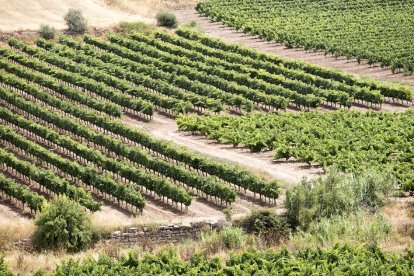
284, 169, 394, 229
156, 12, 178, 28
175, 28, 413, 102
290, 212, 392, 249
32, 196, 92, 252
200, 227, 245, 255
50, 245, 414, 274
241, 210, 289, 243
197, 0, 414, 76
177, 110, 413, 192
0, 255, 12, 276
0, 172, 45, 213
38, 24, 56, 40
64, 9, 87, 34
117, 22, 155, 35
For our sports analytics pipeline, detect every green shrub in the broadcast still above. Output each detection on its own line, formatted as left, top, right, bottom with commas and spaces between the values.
64, 9, 88, 34
38, 24, 56, 40
117, 22, 155, 35
221, 227, 245, 249
200, 227, 245, 255
290, 212, 392, 249
156, 12, 178, 28
241, 209, 289, 236
284, 168, 394, 229
0, 255, 12, 276
32, 196, 92, 252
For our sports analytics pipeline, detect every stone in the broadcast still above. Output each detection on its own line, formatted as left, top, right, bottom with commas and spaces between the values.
128, 227, 138, 233
111, 231, 122, 238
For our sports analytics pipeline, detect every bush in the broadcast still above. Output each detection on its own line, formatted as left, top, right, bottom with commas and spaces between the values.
284, 168, 394, 230
290, 212, 392, 249
117, 22, 155, 35
200, 227, 245, 255
32, 196, 92, 252
38, 24, 56, 40
64, 9, 88, 34
241, 209, 289, 236
156, 12, 178, 28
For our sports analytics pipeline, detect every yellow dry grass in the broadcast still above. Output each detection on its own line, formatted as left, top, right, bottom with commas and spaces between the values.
381, 196, 414, 252
0, 221, 34, 251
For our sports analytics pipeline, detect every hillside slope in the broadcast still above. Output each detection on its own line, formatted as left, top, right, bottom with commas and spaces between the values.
0, 0, 154, 32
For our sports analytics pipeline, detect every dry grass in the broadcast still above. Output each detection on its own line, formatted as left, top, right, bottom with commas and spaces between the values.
4, 241, 136, 274
0, 221, 34, 251
104, 0, 199, 15
381, 196, 414, 252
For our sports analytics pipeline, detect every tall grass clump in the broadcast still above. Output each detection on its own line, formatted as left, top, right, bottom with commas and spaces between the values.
285, 168, 395, 230
200, 227, 245, 256
290, 212, 392, 250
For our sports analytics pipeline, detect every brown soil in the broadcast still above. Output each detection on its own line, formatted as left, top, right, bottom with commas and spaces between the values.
174, 9, 414, 88
138, 114, 323, 184
0, 197, 31, 222
93, 113, 322, 227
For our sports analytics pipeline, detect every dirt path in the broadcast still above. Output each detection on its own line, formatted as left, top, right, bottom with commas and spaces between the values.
174, 9, 414, 87
0, 198, 31, 223
137, 114, 323, 185
95, 113, 323, 227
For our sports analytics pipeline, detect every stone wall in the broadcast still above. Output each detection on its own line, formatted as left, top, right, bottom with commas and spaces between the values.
106, 220, 227, 246
10, 220, 228, 250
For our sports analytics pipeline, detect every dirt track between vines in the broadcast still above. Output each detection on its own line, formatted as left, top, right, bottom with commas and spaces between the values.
92, 114, 322, 227
174, 9, 414, 87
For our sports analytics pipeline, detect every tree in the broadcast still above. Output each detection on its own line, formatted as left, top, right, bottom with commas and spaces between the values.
38, 24, 56, 40
32, 196, 92, 252
64, 9, 87, 34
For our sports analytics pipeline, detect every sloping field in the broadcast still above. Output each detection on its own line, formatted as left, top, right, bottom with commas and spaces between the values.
174, 9, 414, 87
0, 0, 154, 32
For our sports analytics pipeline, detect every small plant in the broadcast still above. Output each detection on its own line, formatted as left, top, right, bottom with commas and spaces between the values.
38, 24, 56, 40
0, 255, 12, 276
220, 227, 245, 249
32, 196, 92, 252
183, 21, 197, 28
223, 208, 232, 222
156, 11, 178, 28
64, 9, 88, 34
200, 227, 246, 255
117, 22, 155, 35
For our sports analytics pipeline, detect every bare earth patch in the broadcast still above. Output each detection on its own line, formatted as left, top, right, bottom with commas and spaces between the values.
0, 0, 155, 32
382, 196, 414, 252
174, 9, 414, 87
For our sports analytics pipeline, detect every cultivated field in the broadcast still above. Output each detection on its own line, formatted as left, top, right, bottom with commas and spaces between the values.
197, 0, 414, 76
0, 0, 414, 274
